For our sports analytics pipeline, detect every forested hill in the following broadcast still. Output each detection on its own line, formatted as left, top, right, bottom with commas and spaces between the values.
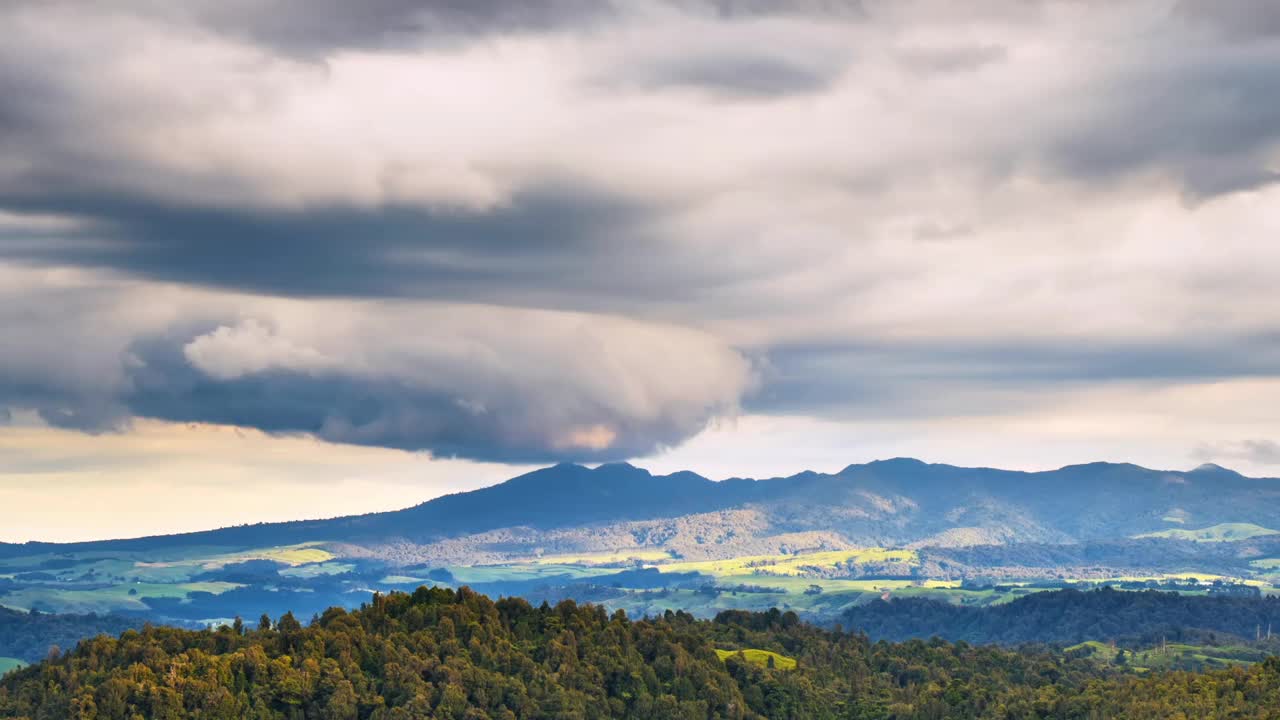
0, 607, 140, 664
842, 588, 1280, 646
5, 587, 1280, 719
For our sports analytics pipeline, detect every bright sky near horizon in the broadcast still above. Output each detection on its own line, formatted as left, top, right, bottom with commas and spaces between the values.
3, 1, 1280, 542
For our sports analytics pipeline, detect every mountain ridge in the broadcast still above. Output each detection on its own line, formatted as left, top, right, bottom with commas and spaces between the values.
4, 458, 1278, 557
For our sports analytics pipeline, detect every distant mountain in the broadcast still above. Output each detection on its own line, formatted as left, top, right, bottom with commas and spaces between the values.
6, 458, 1280, 565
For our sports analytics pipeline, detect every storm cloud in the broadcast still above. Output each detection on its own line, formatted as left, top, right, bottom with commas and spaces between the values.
2, 0, 1279, 464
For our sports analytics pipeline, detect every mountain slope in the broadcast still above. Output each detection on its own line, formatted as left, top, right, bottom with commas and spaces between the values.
6, 459, 1280, 562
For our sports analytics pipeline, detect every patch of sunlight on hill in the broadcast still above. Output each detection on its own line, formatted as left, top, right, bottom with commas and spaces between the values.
253, 544, 336, 565
658, 548, 917, 577
1134, 523, 1280, 542
715, 648, 797, 670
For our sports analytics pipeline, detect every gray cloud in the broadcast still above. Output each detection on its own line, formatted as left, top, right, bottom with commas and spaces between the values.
0, 191, 668, 303
1044, 42, 1280, 199
1194, 439, 1280, 466
1177, 0, 1280, 40
751, 336, 1280, 418
0, 272, 752, 462
895, 44, 1007, 74
617, 52, 842, 97
3, 0, 1280, 464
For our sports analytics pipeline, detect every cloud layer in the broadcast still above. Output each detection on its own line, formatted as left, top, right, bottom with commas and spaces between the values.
2, 0, 1279, 462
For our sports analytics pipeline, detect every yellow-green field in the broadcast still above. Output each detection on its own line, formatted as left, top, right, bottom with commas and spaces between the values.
657, 548, 917, 577
135, 542, 336, 572
1134, 523, 1280, 543
715, 648, 797, 670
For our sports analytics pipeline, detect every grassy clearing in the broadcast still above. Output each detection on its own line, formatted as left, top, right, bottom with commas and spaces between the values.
715, 648, 797, 670
379, 575, 428, 585
1134, 523, 1280, 542
1066, 640, 1263, 672
252, 544, 336, 565
280, 562, 356, 578
1088, 571, 1255, 585
658, 548, 918, 578
0, 658, 25, 676
446, 563, 618, 585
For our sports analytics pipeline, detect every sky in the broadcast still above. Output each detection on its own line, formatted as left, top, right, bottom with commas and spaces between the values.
3, 0, 1280, 542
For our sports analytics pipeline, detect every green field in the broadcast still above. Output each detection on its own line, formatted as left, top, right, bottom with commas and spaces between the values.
715, 648, 797, 670
1066, 639, 1265, 672
530, 549, 675, 565
1134, 523, 1280, 542
0, 658, 25, 677
0, 581, 242, 614
446, 563, 620, 585
2, 539, 1275, 624
658, 548, 917, 577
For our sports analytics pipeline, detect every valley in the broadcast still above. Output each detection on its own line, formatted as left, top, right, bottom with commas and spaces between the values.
3, 459, 1280, 631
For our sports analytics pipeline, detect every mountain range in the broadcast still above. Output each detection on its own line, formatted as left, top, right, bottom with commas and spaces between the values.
8, 458, 1280, 565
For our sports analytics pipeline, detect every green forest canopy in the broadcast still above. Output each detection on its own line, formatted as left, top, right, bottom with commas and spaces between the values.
2, 586, 1280, 719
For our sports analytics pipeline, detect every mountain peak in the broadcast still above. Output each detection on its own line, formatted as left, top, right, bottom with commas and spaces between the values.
1189, 462, 1243, 478
840, 457, 929, 474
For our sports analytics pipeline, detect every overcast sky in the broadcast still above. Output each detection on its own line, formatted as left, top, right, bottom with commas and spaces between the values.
3, 0, 1280, 541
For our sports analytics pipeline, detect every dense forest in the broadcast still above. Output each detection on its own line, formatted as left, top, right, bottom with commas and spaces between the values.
842, 588, 1280, 646
0, 607, 140, 664
3, 586, 1280, 719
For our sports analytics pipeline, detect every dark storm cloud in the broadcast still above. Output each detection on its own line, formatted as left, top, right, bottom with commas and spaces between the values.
1046, 44, 1280, 199
0, 270, 752, 463
3, 0, 1280, 466
112, 335, 698, 463
0, 191, 712, 307
614, 52, 843, 98
20, 0, 615, 57
895, 44, 1007, 74
1177, 0, 1280, 40
149, 0, 868, 57
750, 336, 1280, 417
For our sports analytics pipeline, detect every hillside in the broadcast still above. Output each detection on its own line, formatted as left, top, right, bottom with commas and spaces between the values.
5, 586, 1280, 719
0, 607, 141, 664
842, 588, 1280, 647
5, 459, 1280, 630
1135, 523, 1280, 543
